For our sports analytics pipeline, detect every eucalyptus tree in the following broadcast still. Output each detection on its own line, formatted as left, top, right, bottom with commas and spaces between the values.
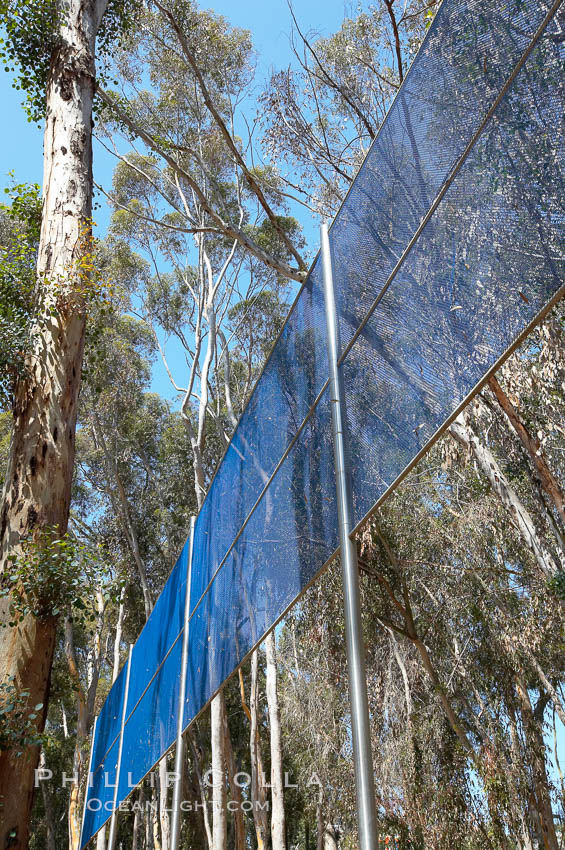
0, 0, 142, 840
97, 0, 307, 284
259, 0, 437, 217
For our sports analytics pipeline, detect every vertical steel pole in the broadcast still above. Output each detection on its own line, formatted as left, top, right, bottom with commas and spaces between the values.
170, 515, 196, 850
107, 644, 133, 850
79, 714, 98, 850
320, 223, 378, 850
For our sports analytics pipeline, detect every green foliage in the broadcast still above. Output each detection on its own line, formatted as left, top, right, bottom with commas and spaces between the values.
0, 676, 43, 756
0, 0, 59, 122
0, 529, 109, 623
0, 0, 139, 121
548, 570, 565, 601
0, 180, 41, 405
245, 214, 303, 263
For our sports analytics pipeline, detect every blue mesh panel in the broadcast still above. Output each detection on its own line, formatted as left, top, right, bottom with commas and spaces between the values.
188, 258, 329, 609
125, 542, 188, 715
184, 389, 338, 725
81, 0, 564, 843
117, 636, 184, 802
89, 660, 128, 779
344, 29, 565, 526
331, 0, 560, 354
82, 737, 120, 843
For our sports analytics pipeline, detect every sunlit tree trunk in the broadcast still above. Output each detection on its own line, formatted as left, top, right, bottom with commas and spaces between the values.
246, 654, 270, 849
265, 631, 286, 850
0, 0, 108, 844
449, 414, 559, 577
158, 757, 170, 850
515, 681, 559, 850
211, 690, 227, 850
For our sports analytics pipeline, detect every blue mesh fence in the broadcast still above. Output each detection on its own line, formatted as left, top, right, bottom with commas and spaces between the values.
81, 0, 564, 843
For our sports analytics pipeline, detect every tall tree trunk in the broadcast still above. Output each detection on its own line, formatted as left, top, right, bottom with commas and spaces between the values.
249, 652, 270, 850
487, 375, 565, 527
265, 632, 286, 850
507, 702, 534, 850
322, 823, 338, 850
39, 749, 57, 850
449, 414, 560, 577
186, 727, 213, 850
92, 411, 153, 619
515, 681, 559, 850
0, 0, 108, 844
211, 691, 227, 850
222, 708, 246, 850
113, 585, 126, 681
132, 788, 143, 850
64, 615, 89, 850
152, 783, 162, 850
316, 790, 324, 850
66, 588, 104, 850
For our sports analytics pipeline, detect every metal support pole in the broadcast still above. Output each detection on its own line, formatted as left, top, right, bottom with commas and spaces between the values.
108, 644, 133, 850
170, 515, 196, 850
320, 223, 378, 850
79, 715, 98, 850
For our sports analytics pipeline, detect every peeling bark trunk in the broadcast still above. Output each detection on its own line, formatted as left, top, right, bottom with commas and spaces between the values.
449, 414, 559, 577
0, 0, 108, 843
248, 652, 270, 850
265, 632, 286, 850
211, 690, 227, 850
487, 375, 565, 527
222, 708, 245, 850
515, 681, 559, 850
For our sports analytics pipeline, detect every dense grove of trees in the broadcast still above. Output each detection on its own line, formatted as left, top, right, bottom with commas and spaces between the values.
0, 0, 563, 848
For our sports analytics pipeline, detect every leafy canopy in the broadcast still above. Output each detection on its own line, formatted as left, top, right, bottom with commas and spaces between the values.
0, 0, 139, 121
0, 181, 41, 406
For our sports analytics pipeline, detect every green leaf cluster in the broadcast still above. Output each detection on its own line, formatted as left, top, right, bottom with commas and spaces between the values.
0, 528, 108, 623
0, 676, 43, 756
0, 180, 41, 406
0, 0, 59, 122
0, 0, 139, 121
